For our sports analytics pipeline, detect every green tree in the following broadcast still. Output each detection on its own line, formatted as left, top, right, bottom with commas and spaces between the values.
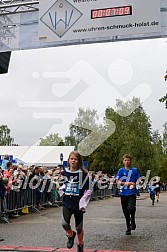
39, 133, 64, 146
91, 98, 157, 175
159, 71, 167, 108
159, 158, 167, 182
158, 123, 167, 181
151, 130, 164, 176
162, 122, 167, 154
65, 108, 99, 149
64, 108, 101, 168
64, 135, 76, 146
0, 125, 14, 146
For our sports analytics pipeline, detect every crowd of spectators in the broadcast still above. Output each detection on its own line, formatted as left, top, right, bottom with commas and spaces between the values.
0, 158, 116, 220
0, 156, 62, 219
0, 154, 166, 221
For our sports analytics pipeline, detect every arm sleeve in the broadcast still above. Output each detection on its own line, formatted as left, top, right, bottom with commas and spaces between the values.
115, 169, 121, 181
79, 189, 93, 212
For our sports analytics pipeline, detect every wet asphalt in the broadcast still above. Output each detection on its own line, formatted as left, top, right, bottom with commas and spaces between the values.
0, 192, 167, 252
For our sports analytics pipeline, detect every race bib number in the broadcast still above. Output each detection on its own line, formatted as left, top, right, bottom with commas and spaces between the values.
65, 182, 79, 196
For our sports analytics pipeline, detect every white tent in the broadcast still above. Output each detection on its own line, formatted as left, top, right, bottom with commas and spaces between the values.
0, 146, 75, 166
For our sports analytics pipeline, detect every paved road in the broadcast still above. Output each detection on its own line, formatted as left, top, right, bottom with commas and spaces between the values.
0, 192, 167, 251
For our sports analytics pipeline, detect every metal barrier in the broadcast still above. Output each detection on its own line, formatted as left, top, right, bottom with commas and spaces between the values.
0, 183, 116, 223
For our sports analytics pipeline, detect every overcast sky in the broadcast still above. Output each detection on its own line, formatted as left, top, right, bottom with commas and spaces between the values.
0, 37, 167, 146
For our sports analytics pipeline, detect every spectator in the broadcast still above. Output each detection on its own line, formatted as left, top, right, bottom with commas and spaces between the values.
13, 164, 25, 177
51, 175, 60, 206
30, 166, 43, 208
43, 169, 53, 206
0, 171, 6, 211
3, 162, 13, 178
1, 154, 9, 171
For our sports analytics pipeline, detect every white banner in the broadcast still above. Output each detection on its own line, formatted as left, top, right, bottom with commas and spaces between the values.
39, 0, 161, 42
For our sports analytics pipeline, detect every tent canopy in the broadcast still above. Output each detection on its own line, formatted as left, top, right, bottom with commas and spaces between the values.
0, 146, 75, 166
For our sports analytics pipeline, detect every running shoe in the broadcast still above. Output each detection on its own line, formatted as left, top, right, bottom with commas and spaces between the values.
77, 243, 84, 252
126, 228, 131, 235
130, 219, 136, 230
67, 231, 76, 249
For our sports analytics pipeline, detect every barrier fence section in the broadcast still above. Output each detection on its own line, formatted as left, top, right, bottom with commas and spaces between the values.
0, 183, 116, 223
0, 180, 154, 223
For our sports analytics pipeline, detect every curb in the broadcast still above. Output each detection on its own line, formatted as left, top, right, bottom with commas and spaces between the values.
0, 246, 154, 252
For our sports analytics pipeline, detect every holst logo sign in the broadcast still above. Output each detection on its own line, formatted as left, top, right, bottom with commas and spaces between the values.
39, 0, 161, 42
